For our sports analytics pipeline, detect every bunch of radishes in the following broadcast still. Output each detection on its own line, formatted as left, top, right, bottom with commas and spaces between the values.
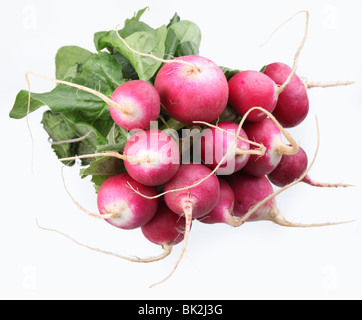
18, 9, 354, 287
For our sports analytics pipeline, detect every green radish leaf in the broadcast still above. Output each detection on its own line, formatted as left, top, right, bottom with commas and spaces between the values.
132, 7, 149, 21
42, 110, 109, 165
219, 66, 241, 80
41, 111, 77, 165
168, 20, 201, 48
167, 13, 181, 28
80, 156, 127, 193
80, 52, 126, 94
80, 156, 125, 178
176, 41, 199, 56
94, 25, 168, 81
56, 46, 95, 80
259, 65, 267, 73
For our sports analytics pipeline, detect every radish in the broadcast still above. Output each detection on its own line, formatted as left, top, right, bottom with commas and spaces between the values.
154, 55, 229, 124
227, 171, 349, 227
61, 129, 180, 187
267, 145, 351, 188
264, 62, 309, 128
109, 80, 160, 131
228, 70, 279, 122
97, 173, 158, 230
25, 73, 160, 131
197, 121, 253, 175
198, 179, 236, 225
243, 116, 299, 177
123, 129, 180, 186
141, 200, 187, 248
150, 163, 220, 286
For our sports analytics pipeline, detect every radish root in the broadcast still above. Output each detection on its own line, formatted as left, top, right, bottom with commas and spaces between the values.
302, 175, 354, 188
150, 199, 193, 288
267, 202, 355, 227
305, 80, 355, 89
48, 131, 93, 145
61, 166, 119, 220
60, 151, 150, 165
36, 219, 173, 263
260, 10, 310, 95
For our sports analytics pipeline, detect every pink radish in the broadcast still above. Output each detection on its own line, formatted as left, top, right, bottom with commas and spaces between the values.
141, 201, 187, 247
97, 173, 158, 230
25, 73, 160, 131
198, 179, 236, 225
197, 121, 252, 175
60, 129, 180, 187
243, 117, 299, 177
154, 55, 229, 124
264, 62, 309, 128
267, 146, 351, 188
151, 163, 220, 286
227, 171, 349, 227
228, 70, 279, 122
123, 129, 180, 186
109, 80, 160, 131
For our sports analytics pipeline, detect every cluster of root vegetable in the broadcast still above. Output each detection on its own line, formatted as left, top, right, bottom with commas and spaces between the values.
27, 10, 354, 287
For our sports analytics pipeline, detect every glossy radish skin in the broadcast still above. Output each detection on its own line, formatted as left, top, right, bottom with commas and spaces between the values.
154, 55, 229, 124
228, 70, 278, 122
141, 201, 186, 246
228, 171, 346, 228
109, 80, 160, 131
243, 118, 283, 177
97, 173, 158, 230
123, 129, 180, 186
264, 62, 309, 128
268, 146, 308, 187
227, 172, 275, 221
198, 179, 235, 225
164, 164, 220, 219
267, 146, 350, 188
198, 121, 250, 175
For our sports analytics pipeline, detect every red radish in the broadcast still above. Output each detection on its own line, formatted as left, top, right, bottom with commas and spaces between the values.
151, 163, 220, 287
243, 117, 299, 177
142, 201, 187, 247
198, 179, 236, 225
197, 121, 252, 175
227, 171, 348, 227
228, 172, 275, 222
60, 129, 180, 187
123, 129, 180, 186
264, 62, 309, 128
97, 173, 158, 230
25, 73, 160, 131
164, 164, 220, 219
267, 146, 351, 188
228, 70, 278, 122
154, 55, 229, 124
109, 80, 160, 130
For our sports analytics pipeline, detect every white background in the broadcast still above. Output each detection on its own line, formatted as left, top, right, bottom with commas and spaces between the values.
1, 0, 361, 300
